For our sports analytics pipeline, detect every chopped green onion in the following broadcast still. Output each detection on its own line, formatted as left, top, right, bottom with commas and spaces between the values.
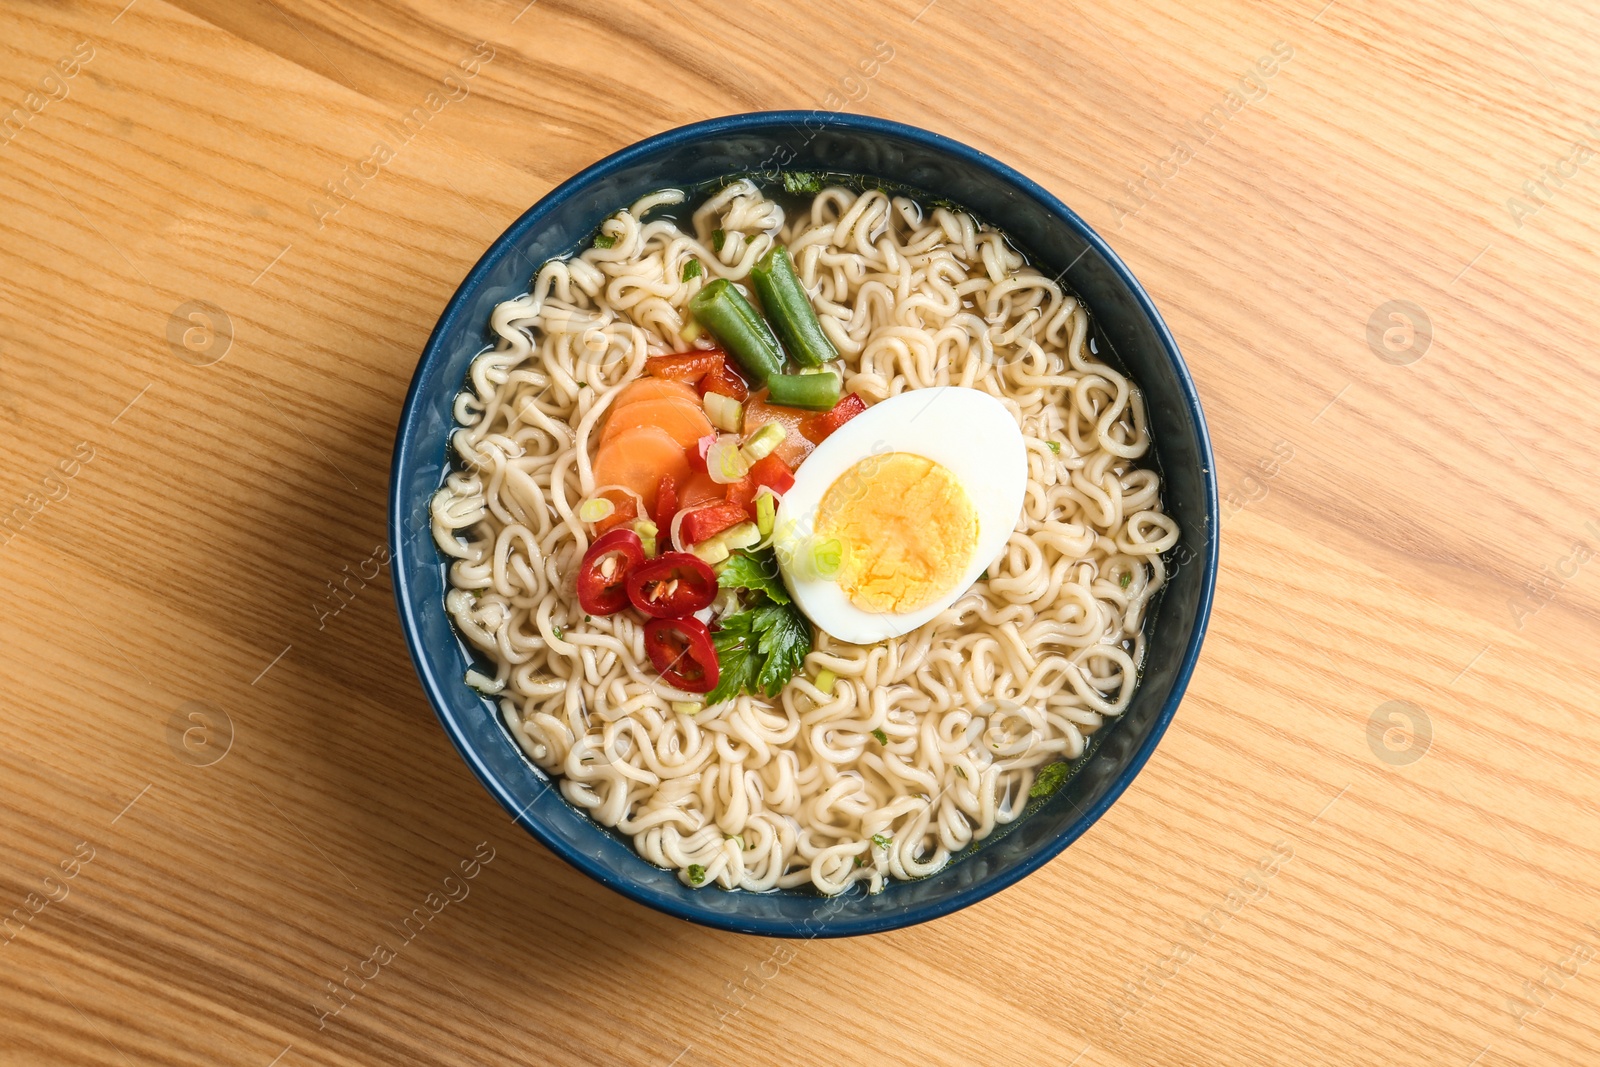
679, 316, 704, 344
691, 538, 731, 565
706, 435, 752, 483
711, 228, 727, 252
765, 369, 841, 410
956, 766, 967, 779
1120, 572, 1132, 589
682, 257, 703, 281
703, 391, 744, 433
979, 569, 990, 581
687, 863, 707, 885
811, 538, 843, 579
782, 171, 823, 194
1047, 441, 1061, 454
751, 244, 838, 368
871, 833, 892, 850
552, 626, 564, 639
688, 279, 783, 383
741, 421, 786, 462
814, 668, 836, 695
577, 497, 614, 523
593, 232, 617, 249
718, 522, 761, 552
871, 728, 888, 745
672, 701, 702, 716
755, 491, 776, 537
632, 519, 658, 556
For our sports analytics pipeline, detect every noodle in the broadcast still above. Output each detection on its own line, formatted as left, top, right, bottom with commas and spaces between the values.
432, 180, 1179, 894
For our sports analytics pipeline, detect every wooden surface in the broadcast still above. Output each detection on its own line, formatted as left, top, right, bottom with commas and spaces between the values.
3, 0, 1599, 1064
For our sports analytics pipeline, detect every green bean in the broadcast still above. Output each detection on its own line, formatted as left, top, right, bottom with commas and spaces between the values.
764, 369, 841, 410
688, 279, 783, 384
750, 245, 838, 368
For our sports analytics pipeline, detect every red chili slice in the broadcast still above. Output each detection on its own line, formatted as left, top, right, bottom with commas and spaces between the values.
799, 392, 867, 444
747, 452, 795, 497
652, 474, 678, 532
645, 350, 723, 382
575, 528, 645, 616
643, 617, 720, 693
678, 501, 749, 546
626, 552, 717, 618
697, 361, 749, 402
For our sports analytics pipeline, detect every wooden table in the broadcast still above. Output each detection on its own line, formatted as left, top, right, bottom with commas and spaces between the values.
3, 1, 1597, 1064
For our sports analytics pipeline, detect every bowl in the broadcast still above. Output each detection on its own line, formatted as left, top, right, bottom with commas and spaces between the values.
390, 111, 1218, 937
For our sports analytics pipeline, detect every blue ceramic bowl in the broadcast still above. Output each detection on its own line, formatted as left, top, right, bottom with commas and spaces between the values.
391, 111, 1217, 938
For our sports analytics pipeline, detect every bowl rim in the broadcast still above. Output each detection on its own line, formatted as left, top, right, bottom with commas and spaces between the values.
390, 109, 1219, 937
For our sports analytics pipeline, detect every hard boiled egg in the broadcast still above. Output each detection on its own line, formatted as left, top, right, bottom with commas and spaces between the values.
774, 387, 1026, 644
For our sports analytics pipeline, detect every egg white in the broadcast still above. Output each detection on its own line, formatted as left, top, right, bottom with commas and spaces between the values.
774, 387, 1027, 644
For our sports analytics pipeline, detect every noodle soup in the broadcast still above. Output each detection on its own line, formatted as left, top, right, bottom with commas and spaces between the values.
431, 178, 1178, 895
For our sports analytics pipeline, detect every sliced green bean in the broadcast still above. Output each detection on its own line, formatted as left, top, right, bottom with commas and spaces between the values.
751, 245, 838, 368
764, 369, 841, 410
689, 279, 783, 383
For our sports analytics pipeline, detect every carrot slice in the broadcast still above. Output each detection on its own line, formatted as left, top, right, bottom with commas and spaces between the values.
676, 469, 724, 509
592, 426, 694, 512
601, 396, 713, 450
611, 378, 700, 411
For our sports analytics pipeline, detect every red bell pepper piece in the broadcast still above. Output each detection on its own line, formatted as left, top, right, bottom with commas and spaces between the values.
652, 474, 678, 532
799, 393, 867, 444
696, 361, 749, 402
686, 433, 716, 474
592, 491, 638, 535
678, 501, 749, 546
747, 453, 794, 497
645, 350, 723, 382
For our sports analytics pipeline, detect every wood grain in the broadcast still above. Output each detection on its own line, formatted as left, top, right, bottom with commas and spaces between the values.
3, 0, 1599, 1064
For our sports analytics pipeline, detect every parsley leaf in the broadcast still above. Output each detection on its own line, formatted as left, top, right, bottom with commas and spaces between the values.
712, 228, 727, 252
682, 257, 703, 281
593, 232, 617, 249
704, 613, 762, 707
716, 548, 789, 604
752, 603, 809, 696
686, 864, 707, 885
704, 600, 810, 704
871, 833, 892, 850
871, 728, 888, 745
782, 171, 824, 194
1029, 761, 1072, 798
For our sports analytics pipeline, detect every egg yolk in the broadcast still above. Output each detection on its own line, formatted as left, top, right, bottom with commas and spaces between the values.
815, 452, 979, 615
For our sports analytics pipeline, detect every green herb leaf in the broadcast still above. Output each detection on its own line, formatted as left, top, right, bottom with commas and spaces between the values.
716, 548, 789, 604
752, 603, 809, 697
682, 257, 703, 281
1029, 761, 1072, 798
1046, 440, 1061, 454
552, 625, 564, 639
593, 232, 617, 249
784, 171, 825, 194
956, 766, 967, 779
1120, 572, 1132, 589
704, 599, 811, 704
871, 728, 888, 745
712, 228, 727, 252
871, 833, 892, 850
979, 569, 990, 581
687, 863, 707, 885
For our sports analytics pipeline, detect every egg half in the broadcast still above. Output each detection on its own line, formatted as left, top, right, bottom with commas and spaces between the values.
774, 387, 1027, 643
